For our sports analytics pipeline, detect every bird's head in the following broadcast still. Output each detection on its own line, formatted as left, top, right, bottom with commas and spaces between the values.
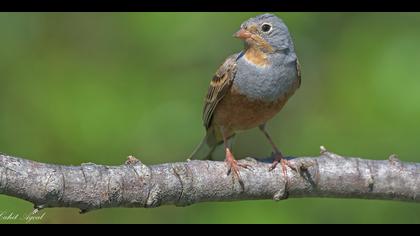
234, 13, 293, 53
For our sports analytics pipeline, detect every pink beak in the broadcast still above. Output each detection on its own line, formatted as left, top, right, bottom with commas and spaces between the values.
233, 29, 252, 40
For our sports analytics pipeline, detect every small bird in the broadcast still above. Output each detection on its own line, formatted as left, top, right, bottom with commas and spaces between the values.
190, 13, 301, 179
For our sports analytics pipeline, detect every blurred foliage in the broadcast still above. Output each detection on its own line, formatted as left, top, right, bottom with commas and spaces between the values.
0, 13, 420, 223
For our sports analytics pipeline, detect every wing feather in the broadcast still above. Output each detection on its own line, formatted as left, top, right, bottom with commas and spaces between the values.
202, 53, 239, 129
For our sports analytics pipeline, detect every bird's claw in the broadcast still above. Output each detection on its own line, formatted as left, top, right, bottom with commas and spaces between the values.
226, 158, 253, 174
269, 158, 289, 176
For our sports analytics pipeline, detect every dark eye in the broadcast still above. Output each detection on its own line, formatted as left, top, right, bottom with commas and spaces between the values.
261, 23, 271, 32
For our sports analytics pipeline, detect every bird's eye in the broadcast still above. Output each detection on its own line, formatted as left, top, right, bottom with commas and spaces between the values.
261, 23, 272, 33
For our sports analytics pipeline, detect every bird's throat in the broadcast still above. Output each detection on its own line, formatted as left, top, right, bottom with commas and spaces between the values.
244, 46, 270, 67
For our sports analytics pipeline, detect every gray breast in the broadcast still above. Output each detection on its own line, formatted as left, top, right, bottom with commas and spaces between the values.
233, 51, 298, 102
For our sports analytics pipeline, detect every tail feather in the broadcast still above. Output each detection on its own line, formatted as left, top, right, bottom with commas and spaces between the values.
189, 131, 220, 160
189, 129, 237, 160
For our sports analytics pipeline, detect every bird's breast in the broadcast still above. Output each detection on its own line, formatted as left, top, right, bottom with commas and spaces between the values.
212, 55, 300, 131
234, 53, 298, 102
212, 86, 291, 131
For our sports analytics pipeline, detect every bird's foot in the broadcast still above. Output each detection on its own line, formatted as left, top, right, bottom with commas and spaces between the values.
269, 152, 298, 181
225, 149, 252, 190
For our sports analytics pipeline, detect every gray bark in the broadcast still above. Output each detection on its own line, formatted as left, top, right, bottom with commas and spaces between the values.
0, 146, 419, 213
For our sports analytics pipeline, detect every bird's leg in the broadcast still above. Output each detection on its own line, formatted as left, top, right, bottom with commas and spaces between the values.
221, 127, 251, 179
258, 124, 291, 177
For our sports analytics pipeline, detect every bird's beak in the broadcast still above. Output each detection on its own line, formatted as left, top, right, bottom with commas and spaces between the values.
233, 29, 252, 40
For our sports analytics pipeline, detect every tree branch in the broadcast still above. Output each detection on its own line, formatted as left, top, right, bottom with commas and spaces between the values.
0, 146, 419, 213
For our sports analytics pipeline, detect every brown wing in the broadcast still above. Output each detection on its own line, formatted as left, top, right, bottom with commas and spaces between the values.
296, 58, 302, 88
203, 53, 239, 129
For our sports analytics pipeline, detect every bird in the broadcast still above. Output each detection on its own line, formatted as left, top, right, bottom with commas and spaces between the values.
190, 13, 301, 179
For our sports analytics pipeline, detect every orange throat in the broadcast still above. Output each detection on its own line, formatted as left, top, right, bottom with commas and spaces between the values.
244, 47, 270, 67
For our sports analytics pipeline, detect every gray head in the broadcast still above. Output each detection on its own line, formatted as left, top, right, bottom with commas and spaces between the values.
234, 13, 294, 53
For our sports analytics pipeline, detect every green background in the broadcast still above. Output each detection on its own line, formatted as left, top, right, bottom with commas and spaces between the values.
0, 13, 419, 223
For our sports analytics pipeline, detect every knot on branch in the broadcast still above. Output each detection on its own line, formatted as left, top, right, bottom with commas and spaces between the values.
172, 162, 194, 207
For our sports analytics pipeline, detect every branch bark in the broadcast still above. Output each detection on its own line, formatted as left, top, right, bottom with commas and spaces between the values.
0, 147, 419, 213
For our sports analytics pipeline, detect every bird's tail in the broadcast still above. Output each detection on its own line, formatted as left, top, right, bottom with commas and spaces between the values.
189, 130, 221, 160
